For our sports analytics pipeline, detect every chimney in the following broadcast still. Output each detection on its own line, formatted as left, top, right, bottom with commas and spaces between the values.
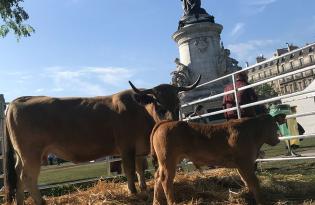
286, 42, 291, 51
256, 54, 266, 63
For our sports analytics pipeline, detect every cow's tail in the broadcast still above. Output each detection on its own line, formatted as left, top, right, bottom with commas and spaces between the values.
150, 120, 172, 170
4, 118, 17, 203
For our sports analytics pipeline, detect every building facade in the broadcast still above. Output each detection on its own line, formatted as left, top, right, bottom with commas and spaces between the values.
247, 43, 315, 95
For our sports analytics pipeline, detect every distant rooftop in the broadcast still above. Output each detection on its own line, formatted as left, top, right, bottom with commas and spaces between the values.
274, 44, 299, 57
253, 42, 315, 64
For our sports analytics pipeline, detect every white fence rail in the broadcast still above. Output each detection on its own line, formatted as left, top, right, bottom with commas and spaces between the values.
180, 63, 315, 163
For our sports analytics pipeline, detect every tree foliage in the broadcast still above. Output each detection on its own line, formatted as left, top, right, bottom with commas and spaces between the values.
255, 83, 278, 99
0, 0, 34, 38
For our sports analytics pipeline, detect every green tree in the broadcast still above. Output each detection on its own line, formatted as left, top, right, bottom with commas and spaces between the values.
0, 0, 34, 38
255, 83, 278, 100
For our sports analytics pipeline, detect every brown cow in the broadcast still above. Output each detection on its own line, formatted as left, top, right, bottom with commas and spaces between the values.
4, 76, 201, 205
151, 115, 280, 205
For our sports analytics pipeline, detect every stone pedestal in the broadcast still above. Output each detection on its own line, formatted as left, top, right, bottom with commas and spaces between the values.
172, 21, 224, 102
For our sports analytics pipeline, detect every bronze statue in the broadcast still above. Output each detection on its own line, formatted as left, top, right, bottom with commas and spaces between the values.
181, 0, 207, 16
178, 0, 214, 29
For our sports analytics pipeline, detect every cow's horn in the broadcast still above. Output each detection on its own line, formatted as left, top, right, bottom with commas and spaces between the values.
129, 81, 153, 95
177, 75, 201, 92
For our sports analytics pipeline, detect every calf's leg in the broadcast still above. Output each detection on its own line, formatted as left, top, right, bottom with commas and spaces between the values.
237, 165, 264, 204
153, 167, 166, 205
121, 149, 137, 194
160, 164, 176, 205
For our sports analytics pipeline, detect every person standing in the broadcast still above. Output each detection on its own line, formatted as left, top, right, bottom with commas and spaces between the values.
269, 104, 301, 156
222, 72, 259, 120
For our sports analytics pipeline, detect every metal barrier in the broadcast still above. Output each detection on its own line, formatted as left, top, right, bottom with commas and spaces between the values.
181, 64, 315, 162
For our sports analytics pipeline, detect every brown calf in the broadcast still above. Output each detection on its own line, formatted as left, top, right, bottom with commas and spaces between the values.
151, 115, 280, 205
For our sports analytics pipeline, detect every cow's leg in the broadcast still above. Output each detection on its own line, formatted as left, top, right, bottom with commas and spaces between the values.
21, 158, 44, 205
135, 156, 147, 192
153, 167, 166, 205
121, 149, 137, 194
15, 153, 25, 205
237, 166, 264, 205
160, 164, 176, 205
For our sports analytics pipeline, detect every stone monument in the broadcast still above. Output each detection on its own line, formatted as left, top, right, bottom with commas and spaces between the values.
171, 0, 241, 109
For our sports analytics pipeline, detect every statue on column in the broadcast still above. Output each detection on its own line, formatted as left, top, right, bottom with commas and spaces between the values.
178, 0, 214, 29
171, 58, 192, 86
181, 0, 208, 16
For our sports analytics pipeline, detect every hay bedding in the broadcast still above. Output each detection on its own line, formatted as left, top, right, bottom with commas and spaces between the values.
21, 169, 314, 205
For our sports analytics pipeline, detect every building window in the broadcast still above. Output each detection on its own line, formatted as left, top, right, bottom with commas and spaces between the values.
298, 81, 303, 90
293, 82, 298, 91
305, 79, 310, 87
269, 69, 272, 76
290, 84, 294, 93
299, 58, 304, 66
281, 64, 285, 72
290, 61, 294, 69
286, 85, 290, 93
310, 55, 314, 63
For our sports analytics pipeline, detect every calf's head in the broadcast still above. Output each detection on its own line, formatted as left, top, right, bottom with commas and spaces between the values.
129, 75, 201, 121
261, 114, 281, 146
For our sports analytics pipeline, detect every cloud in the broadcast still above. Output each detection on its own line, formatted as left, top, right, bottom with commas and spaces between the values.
227, 39, 279, 65
0, 65, 146, 101
35, 88, 44, 93
45, 66, 136, 96
240, 0, 278, 15
230, 22, 245, 38
249, 0, 277, 6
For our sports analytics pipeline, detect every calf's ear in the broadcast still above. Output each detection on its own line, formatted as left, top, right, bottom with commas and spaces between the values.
133, 94, 155, 106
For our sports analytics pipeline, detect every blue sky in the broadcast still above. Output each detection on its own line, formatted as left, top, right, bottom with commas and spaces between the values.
1, 0, 315, 101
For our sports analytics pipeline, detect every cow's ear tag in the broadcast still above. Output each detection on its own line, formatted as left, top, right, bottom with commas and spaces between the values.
134, 94, 155, 105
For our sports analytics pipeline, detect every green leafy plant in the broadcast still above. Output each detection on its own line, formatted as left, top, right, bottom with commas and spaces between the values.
255, 83, 278, 100
0, 0, 34, 39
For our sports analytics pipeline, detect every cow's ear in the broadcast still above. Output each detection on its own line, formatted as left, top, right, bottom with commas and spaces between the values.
133, 94, 155, 105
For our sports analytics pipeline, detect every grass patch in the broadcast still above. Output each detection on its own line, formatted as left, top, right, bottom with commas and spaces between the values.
261, 137, 315, 158
39, 162, 108, 185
